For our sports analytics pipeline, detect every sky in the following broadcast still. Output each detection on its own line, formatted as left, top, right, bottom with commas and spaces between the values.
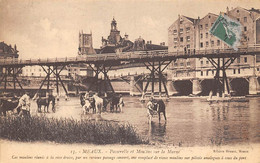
0, 0, 259, 59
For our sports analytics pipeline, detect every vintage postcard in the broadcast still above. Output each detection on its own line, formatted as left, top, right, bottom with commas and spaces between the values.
0, 0, 260, 162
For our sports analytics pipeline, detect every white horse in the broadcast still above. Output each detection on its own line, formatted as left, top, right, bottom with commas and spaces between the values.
92, 94, 103, 114
82, 99, 91, 114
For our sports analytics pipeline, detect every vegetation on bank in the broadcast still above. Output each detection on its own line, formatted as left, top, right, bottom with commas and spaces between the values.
0, 115, 148, 144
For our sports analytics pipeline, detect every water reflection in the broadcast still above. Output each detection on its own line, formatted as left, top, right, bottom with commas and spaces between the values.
147, 121, 167, 143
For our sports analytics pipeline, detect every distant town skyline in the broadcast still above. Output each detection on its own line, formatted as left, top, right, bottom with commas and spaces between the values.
0, 0, 259, 59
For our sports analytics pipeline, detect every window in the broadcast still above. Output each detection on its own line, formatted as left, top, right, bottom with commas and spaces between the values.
180, 20, 183, 24
201, 60, 203, 65
200, 42, 203, 48
233, 69, 236, 74
187, 44, 190, 48
174, 38, 178, 42
180, 37, 183, 42
244, 26, 247, 31
206, 41, 209, 47
205, 24, 208, 28
212, 70, 214, 75
186, 27, 190, 32
200, 25, 203, 29
217, 40, 220, 46
209, 15, 211, 18
237, 57, 240, 63
206, 70, 209, 76
200, 33, 203, 38
174, 63, 178, 66
173, 30, 177, 35
180, 62, 184, 66
211, 40, 214, 47
201, 71, 203, 76
180, 28, 183, 34
257, 68, 260, 71
206, 33, 208, 38
244, 36, 247, 40
244, 57, 247, 63
174, 46, 177, 48
186, 36, 190, 42
237, 18, 240, 22
237, 10, 239, 13
187, 62, 190, 66
206, 61, 209, 64
244, 17, 247, 22
238, 69, 240, 74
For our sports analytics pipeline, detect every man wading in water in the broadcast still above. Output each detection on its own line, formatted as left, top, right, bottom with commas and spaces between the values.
16, 92, 31, 117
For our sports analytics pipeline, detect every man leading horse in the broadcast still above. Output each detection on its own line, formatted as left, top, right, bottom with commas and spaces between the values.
147, 96, 166, 123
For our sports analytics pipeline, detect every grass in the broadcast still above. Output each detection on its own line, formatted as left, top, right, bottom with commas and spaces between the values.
0, 115, 148, 144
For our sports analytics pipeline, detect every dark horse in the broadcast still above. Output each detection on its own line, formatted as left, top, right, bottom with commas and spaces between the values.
0, 97, 20, 116
34, 94, 55, 113
149, 99, 166, 122
110, 95, 120, 113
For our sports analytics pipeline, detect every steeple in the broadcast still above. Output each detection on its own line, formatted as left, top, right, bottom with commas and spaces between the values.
111, 17, 117, 31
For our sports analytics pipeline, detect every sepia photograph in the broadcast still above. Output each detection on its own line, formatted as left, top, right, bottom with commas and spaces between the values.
0, 0, 260, 162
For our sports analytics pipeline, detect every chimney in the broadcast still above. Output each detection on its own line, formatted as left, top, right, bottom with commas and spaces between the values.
226, 6, 229, 13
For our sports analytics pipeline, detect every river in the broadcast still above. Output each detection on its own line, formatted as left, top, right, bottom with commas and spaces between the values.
30, 96, 260, 147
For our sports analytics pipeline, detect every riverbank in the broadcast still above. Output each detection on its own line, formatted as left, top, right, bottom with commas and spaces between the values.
0, 115, 147, 144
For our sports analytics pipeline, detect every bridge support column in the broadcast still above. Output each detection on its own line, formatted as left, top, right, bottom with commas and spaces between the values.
227, 78, 234, 95
88, 64, 114, 95
130, 76, 143, 96
167, 80, 177, 96
141, 58, 173, 100
192, 79, 202, 95
249, 76, 258, 95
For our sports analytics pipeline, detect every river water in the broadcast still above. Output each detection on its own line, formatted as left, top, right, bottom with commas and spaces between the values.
31, 96, 260, 147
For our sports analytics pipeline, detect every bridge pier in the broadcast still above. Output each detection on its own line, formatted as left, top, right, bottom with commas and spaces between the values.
249, 76, 258, 95
88, 64, 114, 95
0, 66, 23, 91
130, 76, 143, 96
141, 59, 172, 100
207, 57, 237, 97
192, 79, 202, 95
167, 80, 178, 96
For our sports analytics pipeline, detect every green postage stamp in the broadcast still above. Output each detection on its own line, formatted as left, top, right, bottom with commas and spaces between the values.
210, 14, 242, 50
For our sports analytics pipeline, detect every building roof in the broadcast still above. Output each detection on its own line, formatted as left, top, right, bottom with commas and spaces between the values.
183, 15, 197, 23
248, 8, 260, 14
146, 44, 168, 51
0, 42, 19, 58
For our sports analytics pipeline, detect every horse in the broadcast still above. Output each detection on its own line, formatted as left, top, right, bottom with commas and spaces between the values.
109, 95, 120, 112
34, 93, 55, 113
80, 93, 96, 114
147, 99, 166, 122
82, 99, 91, 114
0, 97, 20, 116
92, 94, 103, 114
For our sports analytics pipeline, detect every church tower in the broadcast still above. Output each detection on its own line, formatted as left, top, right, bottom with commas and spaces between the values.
78, 31, 96, 55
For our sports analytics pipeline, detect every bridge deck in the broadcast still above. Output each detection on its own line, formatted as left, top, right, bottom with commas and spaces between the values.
1, 47, 260, 67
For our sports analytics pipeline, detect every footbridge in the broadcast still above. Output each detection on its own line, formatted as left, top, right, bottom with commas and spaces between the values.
1, 46, 260, 98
